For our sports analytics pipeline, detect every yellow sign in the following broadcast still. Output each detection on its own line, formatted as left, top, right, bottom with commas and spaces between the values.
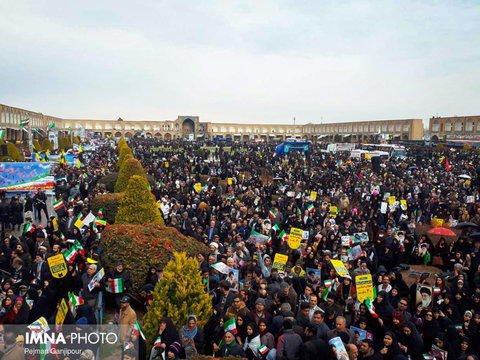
55, 298, 69, 326
48, 254, 68, 279
227, 178, 232, 185
194, 183, 202, 193
431, 218, 444, 228
74, 218, 83, 229
272, 253, 289, 272
400, 200, 407, 210
329, 206, 338, 218
52, 217, 59, 231
355, 274, 374, 302
288, 227, 303, 249
311, 191, 317, 201
330, 259, 349, 277
165, 161, 169, 168
388, 196, 396, 206
466, 180, 471, 185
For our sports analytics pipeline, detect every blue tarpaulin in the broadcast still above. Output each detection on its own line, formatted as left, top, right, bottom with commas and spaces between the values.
275, 142, 312, 155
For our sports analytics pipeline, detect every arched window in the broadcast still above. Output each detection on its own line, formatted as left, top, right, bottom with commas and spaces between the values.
454, 120, 463, 132
465, 119, 474, 132
445, 120, 452, 132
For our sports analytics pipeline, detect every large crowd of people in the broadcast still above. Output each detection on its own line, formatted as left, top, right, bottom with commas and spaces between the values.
1, 137, 480, 360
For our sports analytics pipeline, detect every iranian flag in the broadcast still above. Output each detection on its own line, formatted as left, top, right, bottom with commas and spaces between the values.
455, 324, 463, 331
97, 208, 103, 217
268, 209, 276, 219
24, 223, 35, 234
60, 232, 66, 242
53, 199, 64, 211
20, 118, 30, 127
0, 129, 5, 139
434, 287, 441, 295
272, 224, 280, 231
307, 204, 314, 213
278, 230, 288, 244
106, 278, 124, 293
267, 235, 272, 246
95, 219, 107, 227
154, 337, 162, 347
68, 292, 84, 313
258, 345, 269, 355
64, 246, 78, 263
321, 287, 330, 301
223, 317, 237, 334
297, 208, 301, 217
365, 298, 378, 319
324, 279, 332, 288
134, 320, 146, 340
74, 240, 85, 256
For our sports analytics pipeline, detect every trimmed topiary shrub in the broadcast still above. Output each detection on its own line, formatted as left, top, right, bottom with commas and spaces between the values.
117, 145, 133, 169
100, 225, 209, 295
143, 252, 212, 354
99, 172, 155, 193
91, 193, 123, 224
114, 158, 147, 193
7, 142, 24, 162
33, 139, 41, 151
115, 175, 164, 225
42, 138, 53, 151
117, 137, 127, 150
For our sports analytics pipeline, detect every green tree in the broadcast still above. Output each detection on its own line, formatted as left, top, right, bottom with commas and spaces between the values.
42, 138, 53, 151
117, 137, 127, 149
117, 145, 133, 169
7, 142, 24, 161
33, 139, 41, 151
114, 158, 147, 192
115, 175, 164, 225
143, 252, 212, 353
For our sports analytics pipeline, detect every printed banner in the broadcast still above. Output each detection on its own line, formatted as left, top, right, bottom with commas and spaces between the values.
47, 254, 68, 279
55, 298, 69, 326
288, 227, 303, 249
0, 162, 54, 191
88, 268, 105, 291
330, 259, 349, 277
272, 253, 289, 272
355, 274, 374, 302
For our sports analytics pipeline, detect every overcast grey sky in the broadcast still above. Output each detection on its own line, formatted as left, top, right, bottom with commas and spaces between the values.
0, 1, 478, 125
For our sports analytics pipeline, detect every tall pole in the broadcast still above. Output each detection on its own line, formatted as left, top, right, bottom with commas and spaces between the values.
70, 126, 73, 147
293, 117, 296, 139
28, 122, 33, 162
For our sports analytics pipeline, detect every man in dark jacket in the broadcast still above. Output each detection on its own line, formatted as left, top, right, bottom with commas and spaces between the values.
277, 319, 303, 360
108, 261, 132, 309
301, 324, 329, 360
33, 189, 48, 223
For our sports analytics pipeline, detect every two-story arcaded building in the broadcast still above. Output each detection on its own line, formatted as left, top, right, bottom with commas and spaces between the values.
428, 115, 480, 143
0, 103, 425, 143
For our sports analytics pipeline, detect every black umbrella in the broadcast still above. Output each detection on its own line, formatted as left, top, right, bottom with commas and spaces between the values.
469, 232, 480, 238
453, 222, 479, 229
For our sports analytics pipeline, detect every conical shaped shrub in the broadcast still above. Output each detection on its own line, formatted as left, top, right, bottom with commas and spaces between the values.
114, 158, 147, 192
143, 252, 212, 354
115, 175, 164, 225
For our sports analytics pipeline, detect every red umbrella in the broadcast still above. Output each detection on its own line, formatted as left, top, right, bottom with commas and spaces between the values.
427, 227, 456, 236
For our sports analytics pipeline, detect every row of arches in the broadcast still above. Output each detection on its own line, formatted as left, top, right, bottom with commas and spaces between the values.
431, 118, 480, 133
